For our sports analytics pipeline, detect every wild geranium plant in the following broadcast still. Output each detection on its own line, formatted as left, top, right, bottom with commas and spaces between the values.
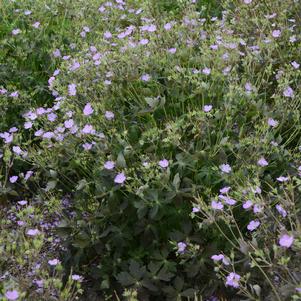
0, 0, 301, 300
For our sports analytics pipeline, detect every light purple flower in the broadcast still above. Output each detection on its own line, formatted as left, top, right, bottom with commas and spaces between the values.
226, 272, 241, 288
10, 91, 19, 98
277, 176, 289, 182
272, 30, 281, 38
53, 49, 61, 58
276, 204, 287, 217
202, 67, 211, 75
82, 143, 92, 150
12, 28, 21, 35
64, 119, 74, 129
220, 186, 231, 194
168, 48, 177, 54
18, 200, 27, 206
283, 86, 294, 98
104, 161, 115, 170
5, 290, 19, 300
243, 200, 253, 209
83, 103, 94, 116
82, 124, 94, 134
32, 21, 40, 28
220, 163, 231, 174
47, 113, 57, 122
105, 111, 115, 120
139, 38, 149, 45
25, 171, 33, 180
12, 146, 23, 155
268, 118, 278, 128
247, 220, 260, 231
141, 74, 151, 82
10, 176, 18, 183
192, 207, 200, 213
253, 204, 263, 214
26, 229, 40, 236
68, 83, 77, 96
279, 234, 294, 248
177, 242, 187, 253
48, 258, 60, 266
211, 254, 224, 261
291, 61, 300, 69
203, 105, 212, 112
114, 172, 126, 184
211, 200, 224, 210
257, 157, 268, 167
158, 159, 169, 168
104, 31, 112, 39
72, 274, 83, 282
164, 23, 172, 30
244, 0, 252, 3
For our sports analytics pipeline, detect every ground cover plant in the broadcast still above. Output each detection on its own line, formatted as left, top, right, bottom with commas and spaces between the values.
0, 0, 301, 300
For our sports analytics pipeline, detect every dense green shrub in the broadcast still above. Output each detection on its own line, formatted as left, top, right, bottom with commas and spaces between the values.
1, 0, 301, 300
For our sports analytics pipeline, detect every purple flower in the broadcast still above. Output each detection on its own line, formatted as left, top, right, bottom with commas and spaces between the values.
177, 242, 187, 253
268, 118, 278, 128
272, 29, 281, 38
25, 171, 33, 180
104, 161, 115, 170
211, 254, 230, 265
164, 23, 172, 30
82, 124, 94, 134
141, 74, 151, 81
279, 234, 294, 248
203, 105, 213, 112
12, 146, 23, 155
68, 83, 77, 96
211, 200, 224, 210
220, 186, 231, 194
105, 111, 115, 120
10, 91, 19, 98
26, 229, 40, 236
253, 204, 263, 214
257, 157, 268, 167
192, 207, 200, 213
64, 119, 74, 129
32, 21, 40, 28
53, 49, 61, 58
202, 67, 211, 75
48, 258, 60, 266
83, 103, 94, 116
226, 272, 241, 288
18, 200, 27, 206
72, 274, 83, 282
12, 28, 21, 35
244, 0, 252, 3
220, 163, 231, 174
10, 176, 18, 183
277, 176, 289, 182
82, 143, 93, 150
158, 159, 169, 168
243, 200, 253, 209
114, 172, 126, 184
211, 254, 224, 261
47, 113, 57, 122
283, 86, 294, 98
168, 48, 177, 54
24, 121, 32, 129
291, 61, 300, 69
139, 38, 149, 45
247, 220, 260, 231
5, 290, 19, 300
276, 204, 287, 217
104, 31, 112, 39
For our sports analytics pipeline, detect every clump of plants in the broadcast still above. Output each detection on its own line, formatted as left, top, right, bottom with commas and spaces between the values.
1, 0, 301, 300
